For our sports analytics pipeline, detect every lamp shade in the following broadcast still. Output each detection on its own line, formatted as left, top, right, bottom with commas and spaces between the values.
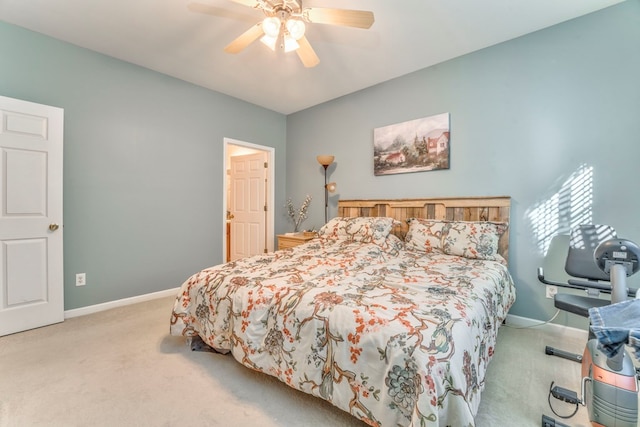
317, 155, 334, 167
326, 182, 337, 193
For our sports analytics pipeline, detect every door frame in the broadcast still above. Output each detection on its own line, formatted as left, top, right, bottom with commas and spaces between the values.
223, 138, 275, 261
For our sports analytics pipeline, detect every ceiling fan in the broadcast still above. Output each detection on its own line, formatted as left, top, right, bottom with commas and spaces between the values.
189, 0, 374, 68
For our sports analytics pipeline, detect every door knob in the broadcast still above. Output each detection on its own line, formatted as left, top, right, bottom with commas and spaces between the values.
49, 223, 59, 231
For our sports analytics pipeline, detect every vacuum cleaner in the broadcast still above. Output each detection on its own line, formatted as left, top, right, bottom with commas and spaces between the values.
538, 225, 640, 427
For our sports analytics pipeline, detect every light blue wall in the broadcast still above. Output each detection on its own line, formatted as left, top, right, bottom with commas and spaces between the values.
2, 2, 638, 321
286, 1, 640, 326
0, 22, 287, 310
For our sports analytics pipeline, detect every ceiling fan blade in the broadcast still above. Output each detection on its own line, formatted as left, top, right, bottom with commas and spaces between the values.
224, 23, 264, 54
296, 36, 320, 68
226, 0, 263, 8
303, 8, 374, 29
187, 2, 237, 16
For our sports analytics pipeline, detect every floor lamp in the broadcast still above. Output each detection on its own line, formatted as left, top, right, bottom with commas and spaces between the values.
316, 155, 336, 223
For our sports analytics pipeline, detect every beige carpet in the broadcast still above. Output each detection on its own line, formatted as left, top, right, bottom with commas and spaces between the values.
0, 296, 610, 427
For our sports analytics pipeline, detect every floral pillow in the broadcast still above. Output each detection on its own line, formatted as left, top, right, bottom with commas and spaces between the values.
404, 218, 447, 254
442, 221, 507, 262
318, 217, 397, 245
405, 218, 508, 263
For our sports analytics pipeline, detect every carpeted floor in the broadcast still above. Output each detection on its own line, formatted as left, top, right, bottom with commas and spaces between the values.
0, 296, 614, 426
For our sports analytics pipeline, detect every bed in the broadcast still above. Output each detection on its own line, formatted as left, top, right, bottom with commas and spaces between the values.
170, 197, 516, 426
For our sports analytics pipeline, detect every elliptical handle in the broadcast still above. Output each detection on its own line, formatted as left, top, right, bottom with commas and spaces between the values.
537, 267, 561, 286
537, 267, 638, 297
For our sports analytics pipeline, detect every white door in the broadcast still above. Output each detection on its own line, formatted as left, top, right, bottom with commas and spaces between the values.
230, 152, 267, 261
0, 95, 64, 336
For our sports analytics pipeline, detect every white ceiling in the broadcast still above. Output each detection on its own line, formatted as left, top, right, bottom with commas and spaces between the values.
0, 0, 624, 115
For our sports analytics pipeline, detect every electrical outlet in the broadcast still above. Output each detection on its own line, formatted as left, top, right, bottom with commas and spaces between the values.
76, 273, 86, 287
545, 285, 557, 299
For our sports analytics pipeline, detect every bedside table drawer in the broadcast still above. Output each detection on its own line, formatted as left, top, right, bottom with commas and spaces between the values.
277, 233, 316, 250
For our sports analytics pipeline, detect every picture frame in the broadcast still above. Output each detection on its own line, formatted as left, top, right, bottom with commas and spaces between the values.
373, 112, 450, 176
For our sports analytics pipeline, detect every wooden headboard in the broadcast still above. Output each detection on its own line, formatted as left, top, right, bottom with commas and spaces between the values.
337, 196, 511, 261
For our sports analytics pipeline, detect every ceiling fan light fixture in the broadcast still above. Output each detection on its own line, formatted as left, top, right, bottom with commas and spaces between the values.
262, 17, 281, 38
208, 1, 374, 67
286, 18, 306, 40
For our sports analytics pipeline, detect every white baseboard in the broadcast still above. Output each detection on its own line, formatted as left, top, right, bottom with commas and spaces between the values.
505, 313, 589, 341
64, 287, 179, 319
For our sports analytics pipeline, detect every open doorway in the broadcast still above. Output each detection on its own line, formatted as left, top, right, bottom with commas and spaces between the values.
223, 138, 275, 262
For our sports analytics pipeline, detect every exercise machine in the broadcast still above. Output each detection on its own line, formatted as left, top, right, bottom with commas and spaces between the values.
538, 225, 640, 427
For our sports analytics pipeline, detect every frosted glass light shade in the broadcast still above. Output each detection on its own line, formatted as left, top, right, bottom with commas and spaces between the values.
283, 35, 299, 53
286, 19, 306, 40
317, 155, 334, 166
263, 17, 281, 37
326, 182, 337, 193
260, 35, 277, 51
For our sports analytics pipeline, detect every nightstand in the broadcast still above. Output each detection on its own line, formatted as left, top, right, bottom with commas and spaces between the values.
277, 233, 316, 250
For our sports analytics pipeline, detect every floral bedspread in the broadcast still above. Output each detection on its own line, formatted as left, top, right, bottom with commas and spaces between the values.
170, 237, 516, 426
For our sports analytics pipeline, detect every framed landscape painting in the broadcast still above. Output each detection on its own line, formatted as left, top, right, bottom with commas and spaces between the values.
373, 113, 450, 176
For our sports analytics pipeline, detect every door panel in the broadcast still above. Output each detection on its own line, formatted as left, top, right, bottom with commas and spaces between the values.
6, 149, 47, 215
0, 95, 64, 336
230, 152, 267, 261
5, 239, 47, 306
